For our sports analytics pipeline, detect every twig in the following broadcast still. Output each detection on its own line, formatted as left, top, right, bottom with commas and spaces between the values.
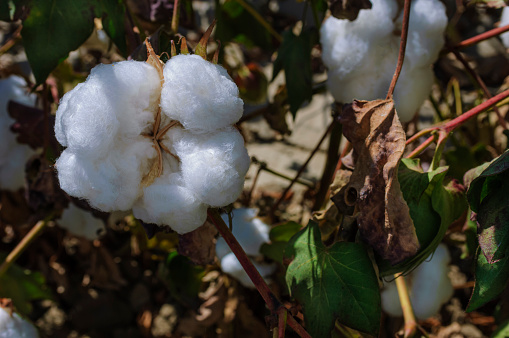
207, 209, 311, 337
406, 134, 436, 159
0, 220, 49, 278
271, 119, 336, 215
386, 0, 411, 99
247, 165, 262, 205
251, 159, 315, 188
278, 307, 288, 338
171, 0, 181, 34
395, 274, 417, 337
454, 24, 509, 50
0, 25, 22, 56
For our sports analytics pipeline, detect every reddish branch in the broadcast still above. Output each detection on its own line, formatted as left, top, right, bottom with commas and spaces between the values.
386, 0, 411, 99
454, 24, 509, 50
207, 209, 311, 338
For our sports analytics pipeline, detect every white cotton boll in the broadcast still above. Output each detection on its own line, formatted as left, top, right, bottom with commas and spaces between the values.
501, 7, 509, 48
59, 204, 105, 240
132, 174, 207, 234
320, 0, 447, 122
0, 145, 33, 190
0, 307, 39, 338
55, 61, 161, 157
216, 208, 271, 259
220, 252, 276, 288
172, 127, 250, 207
381, 244, 454, 319
161, 54, 243, 132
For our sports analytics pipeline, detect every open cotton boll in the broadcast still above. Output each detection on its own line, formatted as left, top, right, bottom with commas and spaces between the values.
0, 76, 37, 190
220, 252, 276, 288
132, 174, 207, 234
0, 306, 39, 338
320, 0, 447, 122
172, 127, 250, 207
161, 54, 243, 132
216, 208, 270, 259
501, 7, 509, 48
381, 244, 454, 319
59, 203, 105, 240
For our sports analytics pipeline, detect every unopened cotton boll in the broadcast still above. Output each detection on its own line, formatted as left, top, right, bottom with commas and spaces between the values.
161, 54, 243, 132
59, 204, 105, 240
501, 7, 509, 48
0, 76, 37, 190
0, 306, 39, 338
381, 244, 454, 319
320, 0, 447, 122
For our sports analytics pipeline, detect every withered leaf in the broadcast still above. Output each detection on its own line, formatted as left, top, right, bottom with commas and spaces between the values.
330, 0, 372, 21
333, 99, 419, 265
178, 220, 218, 265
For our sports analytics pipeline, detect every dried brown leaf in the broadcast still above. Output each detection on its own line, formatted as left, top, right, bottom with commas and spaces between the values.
333, 99, 418, 264
178, 221, 218, 265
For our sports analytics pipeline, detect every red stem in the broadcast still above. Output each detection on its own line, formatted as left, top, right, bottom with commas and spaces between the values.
455, 24, 509, 50
386, 0, 411, 99
406, 134, 435, 159
278, 307, 287, 338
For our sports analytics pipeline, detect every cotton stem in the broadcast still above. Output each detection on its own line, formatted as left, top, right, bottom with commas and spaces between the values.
454, 24, 509, 50
395, 274, 418, 338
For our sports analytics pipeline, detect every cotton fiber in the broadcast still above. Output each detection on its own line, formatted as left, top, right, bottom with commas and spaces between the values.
161, 54, 244, 132
501, 7, 509, 48
59, 203, 105, 240
381, 244, 454, 319
0, 76, 37, 190
0, 306, 39, 338
55, 54, 249, 235
216, 208, 275, 288
320, 0, 447, 122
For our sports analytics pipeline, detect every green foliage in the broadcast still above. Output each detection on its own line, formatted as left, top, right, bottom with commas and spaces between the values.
492, 320, 509, 338
21, 0, 127, 85
0, 261, 52, 316
378, 158, 467, 276
260, 221, 301, 263
284, 222, 381, 336
272, 28, 315, 119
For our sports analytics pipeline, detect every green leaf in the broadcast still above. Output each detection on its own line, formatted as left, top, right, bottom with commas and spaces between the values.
378, 159, 467, 276
492, 319, 509, 338
467, 249, 509, 312
0, 260, 52, 316
92, 0, 127, 57
272, 28, 314, 119
22, 0, 95, 84
269, 221, 302, 242
260, 241, 286, 263
285, 222, 381, 336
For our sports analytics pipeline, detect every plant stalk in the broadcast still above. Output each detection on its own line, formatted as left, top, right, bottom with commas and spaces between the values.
454, 24, 509, 50
395, 274, 417, 337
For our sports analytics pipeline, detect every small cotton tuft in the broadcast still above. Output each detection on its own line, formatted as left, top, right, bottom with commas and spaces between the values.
501, 7, 509, 48
161, 54, 243, 132
0, 307, 39, 338
59, 204, 105, 240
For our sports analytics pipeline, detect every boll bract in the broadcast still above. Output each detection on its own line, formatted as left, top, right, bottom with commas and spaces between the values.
501, 7, 509, 49
381, 244, 454, 319
0, 306, 39, 338
55, 50, 249, 235
0, 76, 37, 190
216, 208, 276, 288
320, 0, 447, 122
59, 204, 105, 240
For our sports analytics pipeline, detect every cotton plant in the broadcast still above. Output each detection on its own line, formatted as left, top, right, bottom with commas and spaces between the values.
0, 305, 39, 338
381, 244, 454, 320
58, 204, 105, 240
320, 0, 448, 122
216, 208, 276, 288
501, 7, 509, 49
0, 75, 37, 190
54, 37, 250, 235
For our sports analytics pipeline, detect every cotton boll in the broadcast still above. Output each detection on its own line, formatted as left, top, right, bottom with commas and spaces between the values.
55, 61, 160, 157
0, 306, 39, 338
173, 127, 250, 207
220, 252, 276, 288
381, 244, 454, 319
161, 54, 243, 132
59, 204, 105, 240
132, 174, 207, 234
0, 145, 33, 190
501, 7, 509, 48
393, 67, 434, 122
216, 208, 270, 259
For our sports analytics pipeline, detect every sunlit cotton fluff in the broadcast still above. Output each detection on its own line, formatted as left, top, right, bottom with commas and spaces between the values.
216, 208, 275, 288
320, 0, 447, 122
0, 306, 39, 338
55, 55, 249, 234
0, 76, 37, 190
59, 203, 105, 240
501, 7, 509, 48
161, 54, 243, 132
381, 244, 454, 319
